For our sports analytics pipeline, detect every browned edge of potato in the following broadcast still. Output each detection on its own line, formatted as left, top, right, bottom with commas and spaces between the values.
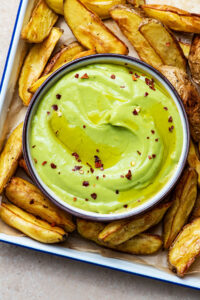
168, 217, 200, 277
63, 0, 128, 54
187, 139, 200, 186
0, 123, 23, 194
98, 199, 172, 245
189, 34, 200, 85
21, 0, 58, 43
142, 4, 200, 33
127, 0, 145, 8
163, 168, 197, 249
0, 203, 67, 244
5, 177, 75, 232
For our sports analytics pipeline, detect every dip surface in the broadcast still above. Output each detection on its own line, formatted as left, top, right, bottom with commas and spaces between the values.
30, 63, 183, 214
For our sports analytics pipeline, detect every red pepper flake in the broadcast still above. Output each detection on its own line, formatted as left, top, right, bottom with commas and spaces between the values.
152, 154, 156, 158
169, 125, 174, 132
116, 190, 119, 194
96, 149, 99, 153
50, 163, 57, 169
125, 170, 132, 180
133, 109, 138, 115
164, 107, 168, 111
85, 198, 88, 201
129, 71, 133, 74
42, 161, 47, 166
145, 78, 155, 90
73, 166, 82, 171
168, 116, 173, 123
110, 74, 116, 79
120, 86, 125, 88
124, 204, 128, 208
91, 193, 97, 199
155, 138, 159, 142
147, 136, 150, 139
90, 167, 94, 173
96, 176, 99, 180
73, 197, 77, 202
135, 73, 140, 78
52, 104, 58, 111
103, 175, 106, 178
56, 94, 61, 99
72, 152, 80, 161
148, 155, 152, 160
32, 145, 36, 148
132, 75, 137, 81
82, 181, 89, 187
83, 125, 86, 128
151, 130, 155, 134
51, 222, 56, 227
47, 111, 50, 115
137, 151, 141, 155
94, 155, 103, 168
78, 159, 81, 162
144, 92, 149, 97
81, 73, 89, 79
120, 175, 124, 178
34, 158, 37, 164
75, 73, 79, 78
166, 42, 171, 47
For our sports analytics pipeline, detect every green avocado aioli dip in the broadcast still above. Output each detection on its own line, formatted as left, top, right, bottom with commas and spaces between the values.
30, 63, 183, 214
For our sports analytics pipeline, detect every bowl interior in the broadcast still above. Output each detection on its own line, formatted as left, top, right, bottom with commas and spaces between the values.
23, 54, 189, 221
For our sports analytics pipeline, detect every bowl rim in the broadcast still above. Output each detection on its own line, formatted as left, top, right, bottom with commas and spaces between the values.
23, 53, 190, 221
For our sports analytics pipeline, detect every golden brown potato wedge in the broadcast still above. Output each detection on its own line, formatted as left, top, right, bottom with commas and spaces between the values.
0, 203, 67, 244
142, 4, 200, 33
139, 19, 186, 71
189, 34, 200, 85
191, 193, 200, 220
29, 49, 96, 93
179, 41, 191, 59
45, 0, 64, 14
80, 0, 126, 19
187, 139, 200, 187
21, 0, 58, 43
98, 200, 172, 245
168, 217, 200, 277
0, 123, 23, 194
5, 177, 75, 232
127, 0, 145, 7
42, 42, 84, 76
159, 65, 200, 142
19, 27, 63, 105
77, 219, 163, 255
163, 168, 197, 249
110, 5, 162, 69
63, 0, 128, 54
19, 158, 31, 177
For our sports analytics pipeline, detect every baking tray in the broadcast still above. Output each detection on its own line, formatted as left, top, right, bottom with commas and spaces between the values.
1, 0, 200, 290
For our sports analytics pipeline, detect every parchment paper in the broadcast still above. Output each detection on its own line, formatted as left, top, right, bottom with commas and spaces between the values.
1, 0, 200, 278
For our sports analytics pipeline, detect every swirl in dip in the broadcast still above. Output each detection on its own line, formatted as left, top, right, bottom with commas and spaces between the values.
30, 63, 183, 214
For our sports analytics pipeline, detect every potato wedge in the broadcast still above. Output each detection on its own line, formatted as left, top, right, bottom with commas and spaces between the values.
187, 139, 200, 187
139, 19, 186, 71
80, 0, 126, 19
159, 65, 200, 142
98, 200, 171, 245
0, 203, 67, 244
5, 177, 75, 232
168, 217, 200, 277
45, 0, 64, 14
110, 5, 162, 69
63, 0, 128, 54
29, 49, 96, 93
42, 42, 84, 76
142, 4, 200, 34
179, 41, 191, 59
19, 158, 31, 177
189, 35, 200, 85
19, 27, 63, 105
163, 168, 197, 249
127, 0, 145, 7
77, 219, 162, 255
0, 123, 23, 194
191, 193, 200, 220
21, 0, 58, 43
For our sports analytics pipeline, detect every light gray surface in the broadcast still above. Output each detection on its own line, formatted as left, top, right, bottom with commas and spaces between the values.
0, 1, 200, 299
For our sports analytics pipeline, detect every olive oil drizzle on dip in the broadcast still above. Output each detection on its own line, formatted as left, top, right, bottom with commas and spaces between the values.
30, 63, 183, 214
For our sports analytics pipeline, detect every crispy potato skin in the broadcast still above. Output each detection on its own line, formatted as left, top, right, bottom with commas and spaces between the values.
0, 123, 23, 194
21, 0, 58, 43
98, 200, 171, 245
139, 19, 186, 72
127, 0, 145, 7
45, 0, 64, 14
63, 0, 128, 54
5, 177, 75, 232
187, 139, 200, 187
159, 65, 200, 142
19, 158, 31, 177
191, 193, 200, 220
0, 203, 67, 244
189, 35, 200, 85
163, 168, 197, 249
80, 0, 126, 19
142, 4, 200, 33
77, 219, 163, 255
42, 42, 84, 76
168, 217, 200, 277
19, 27, 63, 105
110, 5, 162, 69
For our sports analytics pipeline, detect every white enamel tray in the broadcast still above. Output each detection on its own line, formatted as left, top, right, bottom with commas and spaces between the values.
0, 0, 200, 290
